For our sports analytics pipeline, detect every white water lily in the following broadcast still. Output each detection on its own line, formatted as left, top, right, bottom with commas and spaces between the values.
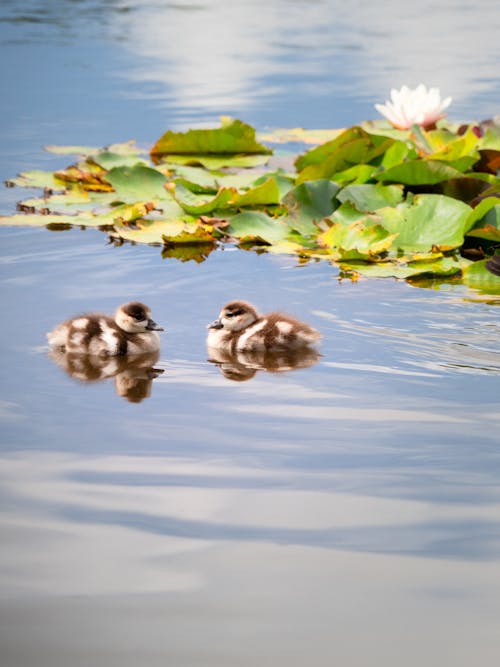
375, 84, 452, 130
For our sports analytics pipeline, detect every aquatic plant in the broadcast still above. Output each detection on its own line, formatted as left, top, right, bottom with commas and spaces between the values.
375, 84, 452, 130
2, 115, 500, 294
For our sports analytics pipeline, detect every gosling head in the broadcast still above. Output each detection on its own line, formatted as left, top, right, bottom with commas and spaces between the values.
115, 302, 164, 334
208, 301, 259, 332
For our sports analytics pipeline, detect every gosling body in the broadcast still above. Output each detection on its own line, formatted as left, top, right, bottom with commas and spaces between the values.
207, 300, 321, 352
47, 302, 163, 356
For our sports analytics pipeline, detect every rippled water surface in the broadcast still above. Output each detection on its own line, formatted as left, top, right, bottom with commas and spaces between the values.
1, 2, 500, 666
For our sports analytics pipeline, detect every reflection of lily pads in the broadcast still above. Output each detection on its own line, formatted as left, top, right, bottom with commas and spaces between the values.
161, 243, 215, 263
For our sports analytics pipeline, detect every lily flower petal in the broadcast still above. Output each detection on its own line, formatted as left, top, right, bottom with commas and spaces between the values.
375, 84, 452, 130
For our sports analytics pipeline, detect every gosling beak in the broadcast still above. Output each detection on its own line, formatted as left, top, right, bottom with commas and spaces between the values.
147, 319, 164, 331
208, 318, 224, 330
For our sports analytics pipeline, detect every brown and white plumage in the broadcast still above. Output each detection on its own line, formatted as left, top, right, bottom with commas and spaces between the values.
47, 302, 164, 356
207, 300, 321, 352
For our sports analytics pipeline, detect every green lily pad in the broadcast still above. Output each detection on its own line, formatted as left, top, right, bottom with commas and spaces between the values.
151, 118, 272, 158
465, 197, 500, 231
337, 183, 404, 211
329, 201, 377, 226
173, 183, 234, 215
466, 201, 500, 241
378, 194, 472, 252
281, 180, 340, 235
5, 170, 64, 189
376, 159, 464, 185
106, 165, 168, 201
296, 137, 373, 184
162, 153, 271, 169
92, 152, 148, 170
0, 213, 106, 228
340, 256, 464, 279
227, 211, 288, 244
463, 259, 500, 294
320, 221, 397, 259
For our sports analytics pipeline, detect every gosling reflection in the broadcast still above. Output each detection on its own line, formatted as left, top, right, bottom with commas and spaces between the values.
48, 349, 164, 402
208, 345, 320, 382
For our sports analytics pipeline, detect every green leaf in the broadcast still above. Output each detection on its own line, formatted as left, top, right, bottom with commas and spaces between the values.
465, 197, 500, 231
112, 219, 191, 245
281, 180, 340, 235
295, 126, 368, 171
376, 160, 464, 185
337, 183, 404, 211
319, 221, 397, 258
378, 194, 472, 252
161, 153, 271, 169
340, 256, 464, 279
329, 201, 377, 226
173, 183, 234, 215
92, 151, 148, 170
466, 202, 500, 241
228, 177, 282, 208
227, 211, 289, 244
151, 118, 272, 158
326, 164, 377, 185
463, 259, 500, 294
5, 170, 63, 189
296, 137, 373, 183
0, 213, 105, 228
379, 141, 413, 169
106, 165, 167, 201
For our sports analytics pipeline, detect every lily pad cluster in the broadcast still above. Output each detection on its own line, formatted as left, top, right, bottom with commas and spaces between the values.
2, 116, 500, 292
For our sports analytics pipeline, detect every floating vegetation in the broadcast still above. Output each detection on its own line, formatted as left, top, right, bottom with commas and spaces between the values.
2, 114, 500, 292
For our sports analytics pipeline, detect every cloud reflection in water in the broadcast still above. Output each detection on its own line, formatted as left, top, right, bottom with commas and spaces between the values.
111, 0, 500, 122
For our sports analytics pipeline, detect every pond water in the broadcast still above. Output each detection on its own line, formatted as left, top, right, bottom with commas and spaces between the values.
1, 2, 500, 666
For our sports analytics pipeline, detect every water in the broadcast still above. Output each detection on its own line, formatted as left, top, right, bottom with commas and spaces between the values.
1, 2, 500, 666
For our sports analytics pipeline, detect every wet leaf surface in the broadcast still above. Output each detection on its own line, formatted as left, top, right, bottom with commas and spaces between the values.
3, 117, 500, 292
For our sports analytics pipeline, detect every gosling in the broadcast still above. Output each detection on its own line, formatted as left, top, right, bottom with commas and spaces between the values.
47, 301, 164, 356
207, 300, 321, 352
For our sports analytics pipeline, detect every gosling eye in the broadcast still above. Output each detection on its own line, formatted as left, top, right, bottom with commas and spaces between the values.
226, 308, 244, 318
133, 313, 145, 321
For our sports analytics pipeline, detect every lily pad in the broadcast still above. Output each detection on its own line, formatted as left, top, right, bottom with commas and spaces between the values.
226, 211, 289, 244
106, 165, 168, 201
320, 221, 397, 259
377, 160, 464, 185
281, 180, 340, 235
337, 183, 404, 211
463, 259, 500, 294
5, 170, 64, 189
378, 194, 472, 252
151, 118, 272, 158
340, 256, 465, 279
162, 153, 271, 169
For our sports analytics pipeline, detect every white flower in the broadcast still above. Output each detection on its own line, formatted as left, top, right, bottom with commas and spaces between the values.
375, 84, 452, 130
